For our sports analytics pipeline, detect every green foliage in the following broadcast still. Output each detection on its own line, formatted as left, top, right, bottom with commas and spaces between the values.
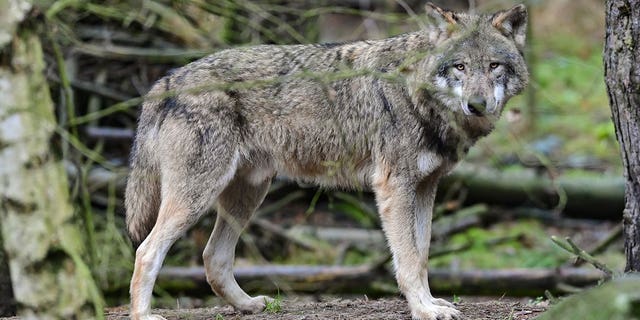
342, 250, 371, 265
92, 207, 135, 300
528, 296, 544, 306
431, 220, 567, 269
272, 245, 331, 265
533, 51, 615, 160
329, 191, 378, 228
471, 31, 620, 171
265, 293, 283, 313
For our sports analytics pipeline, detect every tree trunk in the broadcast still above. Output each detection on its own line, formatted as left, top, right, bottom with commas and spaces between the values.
0, 234, 15, 316
604, 0, 640, 272
0, 0, 103, 318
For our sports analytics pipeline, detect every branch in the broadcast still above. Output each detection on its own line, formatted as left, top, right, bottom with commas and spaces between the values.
550, 236, 616, 277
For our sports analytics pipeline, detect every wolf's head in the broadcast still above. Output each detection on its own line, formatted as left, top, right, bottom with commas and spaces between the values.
411, 3, 529, 126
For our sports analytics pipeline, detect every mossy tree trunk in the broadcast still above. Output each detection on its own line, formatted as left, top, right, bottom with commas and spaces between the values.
604, 0, 640, 272
0, 0, 103, 318
0, 235, 15, 316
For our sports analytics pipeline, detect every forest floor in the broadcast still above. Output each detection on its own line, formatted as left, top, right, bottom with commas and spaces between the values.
103, 297, 547, 320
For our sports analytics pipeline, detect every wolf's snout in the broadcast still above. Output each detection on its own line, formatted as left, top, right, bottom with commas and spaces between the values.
467, 96, 487, 116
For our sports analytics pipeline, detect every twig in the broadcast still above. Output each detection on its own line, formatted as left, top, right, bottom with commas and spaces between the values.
333, 242, 352, 265
569, 224, 623, 268
287, 226, 385, 251
48, 74, 133, 102
543, 290, 559, 304
87, 68, 107, 127
430, 234, 524, 258
589, 224, 623, 256
74, 42, 212, 62
251, 218, 320, 251
257, 190, 306, 216
555, 282, 584, 294
550, 236, 616, 277
430, 243, 471, 258
432, 204, 489, 239
85, 127, 134, 141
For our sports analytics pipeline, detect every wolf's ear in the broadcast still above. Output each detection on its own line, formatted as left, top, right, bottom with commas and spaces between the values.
425, 2, 459, 28
491, 4, 527, 51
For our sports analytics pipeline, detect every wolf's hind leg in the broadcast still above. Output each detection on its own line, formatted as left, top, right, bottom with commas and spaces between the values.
129, 150, 240, 320
203, 174, 272, 313
129, 196, 192, 320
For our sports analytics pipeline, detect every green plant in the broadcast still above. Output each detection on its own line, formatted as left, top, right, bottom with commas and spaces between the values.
265, 293, 283, 313
528, 296, 544, 306
329, 191, 378, 228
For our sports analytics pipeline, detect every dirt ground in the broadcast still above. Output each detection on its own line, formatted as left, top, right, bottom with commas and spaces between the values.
104, 297, 547, 320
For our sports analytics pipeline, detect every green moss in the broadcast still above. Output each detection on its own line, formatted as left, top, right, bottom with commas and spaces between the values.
537, 276, 640, 320
431, 220, 567, 269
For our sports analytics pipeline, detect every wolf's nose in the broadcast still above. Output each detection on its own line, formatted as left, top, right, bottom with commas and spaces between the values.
467, 96, 487, 116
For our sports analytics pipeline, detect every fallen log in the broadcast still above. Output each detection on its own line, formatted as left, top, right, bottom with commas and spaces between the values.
284, 204, 491, 251
286, 225, 386, 251
69, 164, 625, 219
441, 165, 624, 220
157, 265, 605, 297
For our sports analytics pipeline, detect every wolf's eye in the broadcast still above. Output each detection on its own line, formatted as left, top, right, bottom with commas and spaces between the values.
454, 64, 465, 71
489, 62, 500, 69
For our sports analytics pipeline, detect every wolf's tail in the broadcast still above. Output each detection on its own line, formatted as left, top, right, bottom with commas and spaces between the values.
125, 115, 161, 249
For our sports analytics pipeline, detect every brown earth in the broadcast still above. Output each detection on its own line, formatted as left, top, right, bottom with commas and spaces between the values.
103, 297, 547, 320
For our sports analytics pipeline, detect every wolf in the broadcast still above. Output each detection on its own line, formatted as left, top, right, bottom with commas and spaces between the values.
125, 3, 528, 320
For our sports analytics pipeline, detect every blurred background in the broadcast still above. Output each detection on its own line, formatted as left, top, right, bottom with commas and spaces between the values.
21, 0, 620, 311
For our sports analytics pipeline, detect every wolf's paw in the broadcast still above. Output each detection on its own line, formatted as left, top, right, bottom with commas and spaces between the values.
236, 295, 273, 314
411, 304, 461, 320
431, 298, 455, 308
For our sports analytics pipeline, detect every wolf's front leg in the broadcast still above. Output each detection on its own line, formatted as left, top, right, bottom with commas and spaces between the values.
373, 167, 460, 320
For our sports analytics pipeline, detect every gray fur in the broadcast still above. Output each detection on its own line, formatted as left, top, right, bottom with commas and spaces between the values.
126, 4, 528, 320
